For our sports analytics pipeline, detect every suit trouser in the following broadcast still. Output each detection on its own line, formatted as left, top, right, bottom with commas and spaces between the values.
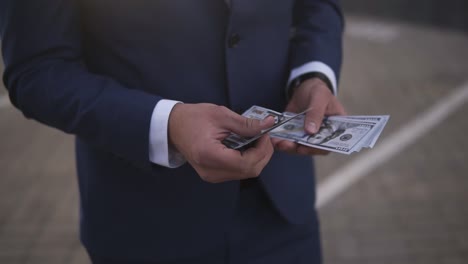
88, 179, 322, 264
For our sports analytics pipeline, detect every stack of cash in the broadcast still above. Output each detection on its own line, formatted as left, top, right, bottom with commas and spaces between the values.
222, 106, 389, 155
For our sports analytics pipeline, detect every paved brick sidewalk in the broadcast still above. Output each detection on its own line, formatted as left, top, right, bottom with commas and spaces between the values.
316, 17, 468, 264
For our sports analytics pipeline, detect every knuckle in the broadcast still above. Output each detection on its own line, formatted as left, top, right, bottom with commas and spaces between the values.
246, 117, 259, 130
247, 160, 263, 178
260, 148, 271, 161
252, 166, 263, 177
211, 105, 226, 119
199, 173, 209, 182
244, 117, 252, 129
217, 105, 230, 115
266, 140, 274, 154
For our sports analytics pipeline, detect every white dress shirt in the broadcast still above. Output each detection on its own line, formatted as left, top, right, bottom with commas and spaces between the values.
149, 62, 337, 168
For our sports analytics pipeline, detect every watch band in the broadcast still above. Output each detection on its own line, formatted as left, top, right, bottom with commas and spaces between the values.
289, 72, 334, 98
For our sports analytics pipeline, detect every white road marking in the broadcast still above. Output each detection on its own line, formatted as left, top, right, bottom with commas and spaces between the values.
317, 82, 468, 209
346, 21, 400, 43
0, 95, 11, 109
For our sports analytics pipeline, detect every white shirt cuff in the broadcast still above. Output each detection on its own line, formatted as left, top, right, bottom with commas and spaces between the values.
287, 61, 338, 95
149, 99, 186, 168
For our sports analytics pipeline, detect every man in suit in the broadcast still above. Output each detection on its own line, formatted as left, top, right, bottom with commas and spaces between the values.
0, 0, 345, 263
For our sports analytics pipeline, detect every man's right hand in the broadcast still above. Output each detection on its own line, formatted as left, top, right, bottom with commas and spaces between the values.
168, 103, 276, 183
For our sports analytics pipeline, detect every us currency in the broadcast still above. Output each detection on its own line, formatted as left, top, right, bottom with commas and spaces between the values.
270, 116, 376, 154
221, 106, 310, 150
331, 115, 389, 148
222, 105, 389, 154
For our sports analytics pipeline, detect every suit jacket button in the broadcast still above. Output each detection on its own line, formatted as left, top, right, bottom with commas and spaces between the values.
228, 33, 241, 48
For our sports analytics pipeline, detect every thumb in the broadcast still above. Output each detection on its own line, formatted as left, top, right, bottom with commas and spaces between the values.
226, 113, 276, 137
304, 99, 327, 135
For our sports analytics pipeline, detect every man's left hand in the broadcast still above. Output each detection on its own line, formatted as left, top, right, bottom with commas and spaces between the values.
272, 77, 347, 155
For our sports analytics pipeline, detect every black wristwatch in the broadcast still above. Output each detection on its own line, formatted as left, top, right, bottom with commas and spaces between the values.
288, 72, 334, 98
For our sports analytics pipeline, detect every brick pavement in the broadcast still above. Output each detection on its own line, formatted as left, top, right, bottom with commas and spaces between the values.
316, 17, 468, 264
319, 103, 468, 264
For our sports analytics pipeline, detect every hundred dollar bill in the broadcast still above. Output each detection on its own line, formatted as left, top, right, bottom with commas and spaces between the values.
270, 115, 379, 154
222, 106, 310, 150
222, 105, 389, 154
239, 105, 283, 121
331, 115, 389, 148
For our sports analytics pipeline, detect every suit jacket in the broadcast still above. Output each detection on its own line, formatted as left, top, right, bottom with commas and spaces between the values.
0, 0, 343, 261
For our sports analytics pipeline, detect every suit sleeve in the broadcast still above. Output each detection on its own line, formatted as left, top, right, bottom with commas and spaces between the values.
290, 0, 344, 89
0, 0, 162, 170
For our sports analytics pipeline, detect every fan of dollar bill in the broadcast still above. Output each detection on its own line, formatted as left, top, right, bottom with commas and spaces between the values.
222, 105, 389, 155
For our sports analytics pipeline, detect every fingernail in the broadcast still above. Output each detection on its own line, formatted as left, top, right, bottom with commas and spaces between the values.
307, 122, 317, 133
260, 116, 272, 125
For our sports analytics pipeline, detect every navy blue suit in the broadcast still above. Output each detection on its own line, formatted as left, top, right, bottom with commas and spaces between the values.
1, 0, 343, 262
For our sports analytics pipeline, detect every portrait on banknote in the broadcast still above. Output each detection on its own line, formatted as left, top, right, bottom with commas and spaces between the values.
306, 120, 358, 145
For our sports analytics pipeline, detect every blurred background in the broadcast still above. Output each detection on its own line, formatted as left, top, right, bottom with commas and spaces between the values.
1, 1, 468, 264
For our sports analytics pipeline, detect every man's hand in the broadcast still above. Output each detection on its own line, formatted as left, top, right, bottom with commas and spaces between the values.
168, 103, 276, 183
273, 77, 347, 155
